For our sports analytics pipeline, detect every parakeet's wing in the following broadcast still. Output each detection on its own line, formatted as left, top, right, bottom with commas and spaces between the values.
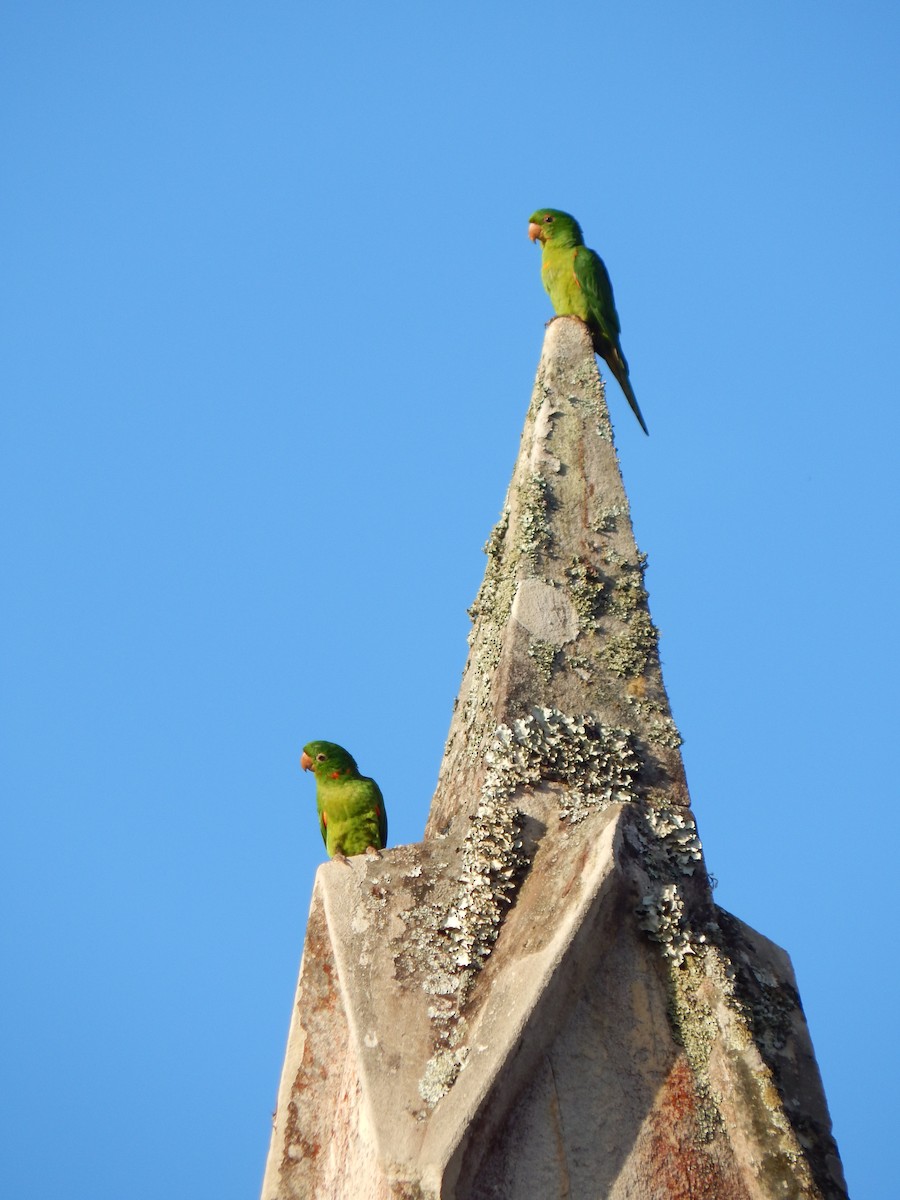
373, 780, 387, 848
573, 245, 621, 347
573, 245, 649, 436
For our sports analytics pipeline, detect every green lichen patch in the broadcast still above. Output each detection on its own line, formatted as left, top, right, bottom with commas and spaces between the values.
600, 610, 658, 677
518, 472, 552, 565
565, 651, 593, 682
566, 556, 607, 629
483, 509, 509, 560
716, 911, 802, 1058
662, 945, 826, 1199
607, 559, 650, 621
664, 950, 724, 1141
527, 638, 558, 682
591, 503, 626, 535
467, 509, 513, 628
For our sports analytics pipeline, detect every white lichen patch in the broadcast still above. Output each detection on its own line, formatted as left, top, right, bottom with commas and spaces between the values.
418, 705, 640, 1104
486, 706, 639, 825
637, 883, 704, 965
418, 1047, 469, 1105
631, 802, 707, 965
439, 795, 527, 984
643, 805, 703, 876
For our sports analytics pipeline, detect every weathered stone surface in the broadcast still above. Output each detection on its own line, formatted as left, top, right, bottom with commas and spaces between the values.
427, 317, 688, 846
261, 318, 846, 1199
262, 803, 844, 1199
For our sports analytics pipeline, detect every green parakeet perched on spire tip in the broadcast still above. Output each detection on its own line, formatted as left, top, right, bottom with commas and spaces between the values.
528, 208, 649, 436
300, 740, 387, 860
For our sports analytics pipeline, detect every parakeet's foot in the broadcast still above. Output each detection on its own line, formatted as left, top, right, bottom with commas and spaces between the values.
332, 852, 351, 866
365, 845, 382, 859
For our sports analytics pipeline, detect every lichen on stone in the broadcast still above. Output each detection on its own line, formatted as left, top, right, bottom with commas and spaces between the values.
467, 508, 512, 627
623, 693, 684, 749
591, 503, 626, 534
566, 556, 607, 629
637, 882, 702, 964
649, 714, 684, 750
600, 609, 658, 677
664, 950, 724, 1140
418, 1047, 469, 1105
607, 559, 649, 621
517, 472, 552, 565
488, 706, 639, 824
527, 638, 557, 682
483, 509, 509, 560
565, 651, 593, 682
631, 799, 707, 965
418, 706, 642, 1104
442, 796, 527, 979
643, 805, 704, 876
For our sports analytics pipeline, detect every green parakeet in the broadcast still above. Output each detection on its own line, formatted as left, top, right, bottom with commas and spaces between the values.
528, 208, 649, 436
300, 740, 387, 860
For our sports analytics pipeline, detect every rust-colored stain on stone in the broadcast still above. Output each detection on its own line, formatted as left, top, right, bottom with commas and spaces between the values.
277, 893, 351, 1184
642, 1059, 752, 1200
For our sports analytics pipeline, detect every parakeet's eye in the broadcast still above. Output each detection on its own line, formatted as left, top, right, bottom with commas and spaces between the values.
543, 214, 553, 223
317, 753, 327, 762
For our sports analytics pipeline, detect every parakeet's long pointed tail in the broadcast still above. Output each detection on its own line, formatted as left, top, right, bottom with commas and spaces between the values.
619, 375, 649, 437
604, 348, 649, 436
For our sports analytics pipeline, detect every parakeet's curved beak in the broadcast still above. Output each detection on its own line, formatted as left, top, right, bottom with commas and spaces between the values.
300, 751, 313, 771
528, 222, 542, 243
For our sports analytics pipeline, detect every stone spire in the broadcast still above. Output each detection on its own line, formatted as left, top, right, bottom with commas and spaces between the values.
261, 318, 847, 1200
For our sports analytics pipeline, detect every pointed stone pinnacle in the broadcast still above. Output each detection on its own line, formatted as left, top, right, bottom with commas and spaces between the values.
426, 315, 686, 845
261, 318, 847, 1200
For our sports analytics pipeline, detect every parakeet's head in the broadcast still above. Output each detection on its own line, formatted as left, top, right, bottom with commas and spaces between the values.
528, 208, 584, 248
301, 740, 359, 780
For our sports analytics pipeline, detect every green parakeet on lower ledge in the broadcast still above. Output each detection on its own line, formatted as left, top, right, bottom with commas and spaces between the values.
528, 208, 649, 436
300, 740, 387, 860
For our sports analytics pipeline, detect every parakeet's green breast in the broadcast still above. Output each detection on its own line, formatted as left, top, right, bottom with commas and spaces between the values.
540, 245, 591, 322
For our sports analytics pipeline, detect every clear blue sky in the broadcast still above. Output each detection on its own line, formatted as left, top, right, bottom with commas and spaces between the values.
3, 3, 898, 1195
